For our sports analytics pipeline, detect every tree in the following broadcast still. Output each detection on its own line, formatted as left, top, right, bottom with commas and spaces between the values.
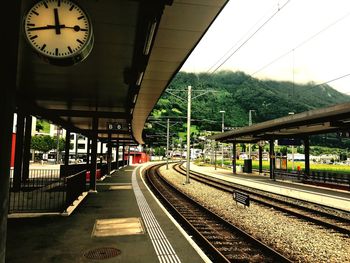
31, 135, 55, 153
31, 135, 66, 153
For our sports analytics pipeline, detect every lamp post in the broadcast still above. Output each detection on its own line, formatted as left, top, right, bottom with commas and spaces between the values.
219, 110, 225, 167
288, 112, 295, 170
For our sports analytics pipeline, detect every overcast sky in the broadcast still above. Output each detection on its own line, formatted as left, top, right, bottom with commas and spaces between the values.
180, 0, 350, 94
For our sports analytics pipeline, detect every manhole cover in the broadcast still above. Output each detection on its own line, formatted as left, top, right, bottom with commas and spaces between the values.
84, 247, 121, 260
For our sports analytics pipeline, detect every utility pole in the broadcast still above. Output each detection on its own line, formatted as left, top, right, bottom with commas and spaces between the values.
166, 86, 217, 184
220, 110, 225, 167
166, 118, 169, 170
186, 86, 191, 184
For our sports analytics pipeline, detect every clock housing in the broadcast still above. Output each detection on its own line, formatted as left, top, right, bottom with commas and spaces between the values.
23, 0, 94, 66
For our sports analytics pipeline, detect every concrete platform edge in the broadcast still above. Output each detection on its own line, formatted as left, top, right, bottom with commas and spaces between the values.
139, 163, 212, 263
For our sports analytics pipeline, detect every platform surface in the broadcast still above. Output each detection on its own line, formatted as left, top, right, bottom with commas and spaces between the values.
6, 165, 206, 263
189, 163, 350, 212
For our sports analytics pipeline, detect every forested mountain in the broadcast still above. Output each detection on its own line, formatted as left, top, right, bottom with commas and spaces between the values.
144, 71, 350, 146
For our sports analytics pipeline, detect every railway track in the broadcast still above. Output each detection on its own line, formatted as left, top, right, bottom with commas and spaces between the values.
145, 163, 292, 263
174, 163, 350, 235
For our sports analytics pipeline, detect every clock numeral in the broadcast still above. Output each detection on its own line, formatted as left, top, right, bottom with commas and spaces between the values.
77, 15, 85, 20
32, 10, 39, 16
69, 5, 74, 11
77, 39, 84, 45
27, 23, 35, 26
55, 48, 59, 56
30, 35, 38, 40
58, 0, 61, 7
68, 46, 73, 53
40, 44, 46, 51
43, 2, 48, 8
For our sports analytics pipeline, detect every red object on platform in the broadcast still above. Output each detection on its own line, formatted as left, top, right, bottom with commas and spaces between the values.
86, 169, 101, 182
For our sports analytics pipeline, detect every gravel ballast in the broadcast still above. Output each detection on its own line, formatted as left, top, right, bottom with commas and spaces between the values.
158, 165, 350, 263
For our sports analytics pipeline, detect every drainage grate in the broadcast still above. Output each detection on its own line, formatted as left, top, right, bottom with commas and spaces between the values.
84, 247, 121, 260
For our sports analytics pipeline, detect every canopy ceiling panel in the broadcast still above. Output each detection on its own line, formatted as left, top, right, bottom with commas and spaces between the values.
132, 0, 228, 144
210, 102, 350, 142
17, 0, 228, 143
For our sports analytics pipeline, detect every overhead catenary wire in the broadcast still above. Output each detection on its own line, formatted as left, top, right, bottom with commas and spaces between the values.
206, 3, 280, 73
251, 10, 350, 77
302, 72, 350, 93
210, 0, 291, 74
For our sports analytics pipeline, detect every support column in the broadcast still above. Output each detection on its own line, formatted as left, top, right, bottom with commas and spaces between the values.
89, 118, 98, 192
22, 116, 32, 182
64, 129, 70, 167
259, 145, 263, 174
116, 140, 120, 169
107, 133, 112, 175
304, 136, 310, 177
86, 138, 91, 166
127, 145, 131, 165
1, 2, 20, 261
214, 142, 217, 170
0, 100, 14, 263
13, 112, 25, 191
122, 143, 125, 166
232, 142, 236, 174
99, 140, 103, 167
75, 133, 79, 162
269, 140, 275, 180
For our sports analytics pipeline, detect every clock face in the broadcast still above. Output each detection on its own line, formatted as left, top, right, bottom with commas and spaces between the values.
23, 0, 93, 65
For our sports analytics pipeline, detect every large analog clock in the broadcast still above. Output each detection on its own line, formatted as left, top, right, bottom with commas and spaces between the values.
23, 0, 94, 66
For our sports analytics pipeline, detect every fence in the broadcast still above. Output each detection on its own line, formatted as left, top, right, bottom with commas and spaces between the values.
65, 170, 86, 208
9, 168, 66, 213
8, 159, 129, 213
274, 169, 350, 190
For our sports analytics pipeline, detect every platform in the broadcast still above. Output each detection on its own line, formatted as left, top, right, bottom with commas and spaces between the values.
189, 163, 350, 212
6, 165, 208, 263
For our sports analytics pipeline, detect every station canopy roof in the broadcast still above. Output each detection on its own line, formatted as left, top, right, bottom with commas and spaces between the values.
209, 102, 350, 143
17, 0, 228, 144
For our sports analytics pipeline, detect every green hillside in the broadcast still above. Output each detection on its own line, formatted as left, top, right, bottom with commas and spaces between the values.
144, 71, 350, 146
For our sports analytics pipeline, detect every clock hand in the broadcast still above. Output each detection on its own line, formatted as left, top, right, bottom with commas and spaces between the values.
27, 25, 56, 31
54, 8, 61, 34
61, 25, 88, 32
27, 25, 88, 32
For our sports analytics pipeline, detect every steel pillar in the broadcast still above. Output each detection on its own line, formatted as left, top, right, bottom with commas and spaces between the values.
89, 118, 98, 191
269, 140, 275, 180
1, 2, 20, 261
107, 133, 112, 174
75, 133, 79, 162
304, 136, 310, 177
116, 140, 120, 169
122, 143, 125, 166
86, 138, 91, 166
232, 143, 236, 174
13, 112, 25, 191
22, 116, 32, 182
259, 145, 263, 174
64, 129, 70, 166
127, 145, 131, 165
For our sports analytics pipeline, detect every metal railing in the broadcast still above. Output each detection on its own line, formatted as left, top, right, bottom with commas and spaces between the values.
8, 159, 129, 213
9, 168, 66, 213
60, 163, 87, 178
65, 170, 86, 208
274, 169, 350, 190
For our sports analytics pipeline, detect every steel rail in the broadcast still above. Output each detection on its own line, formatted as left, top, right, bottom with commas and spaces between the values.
144, 163, 292, 263
174, 163, 350, 235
